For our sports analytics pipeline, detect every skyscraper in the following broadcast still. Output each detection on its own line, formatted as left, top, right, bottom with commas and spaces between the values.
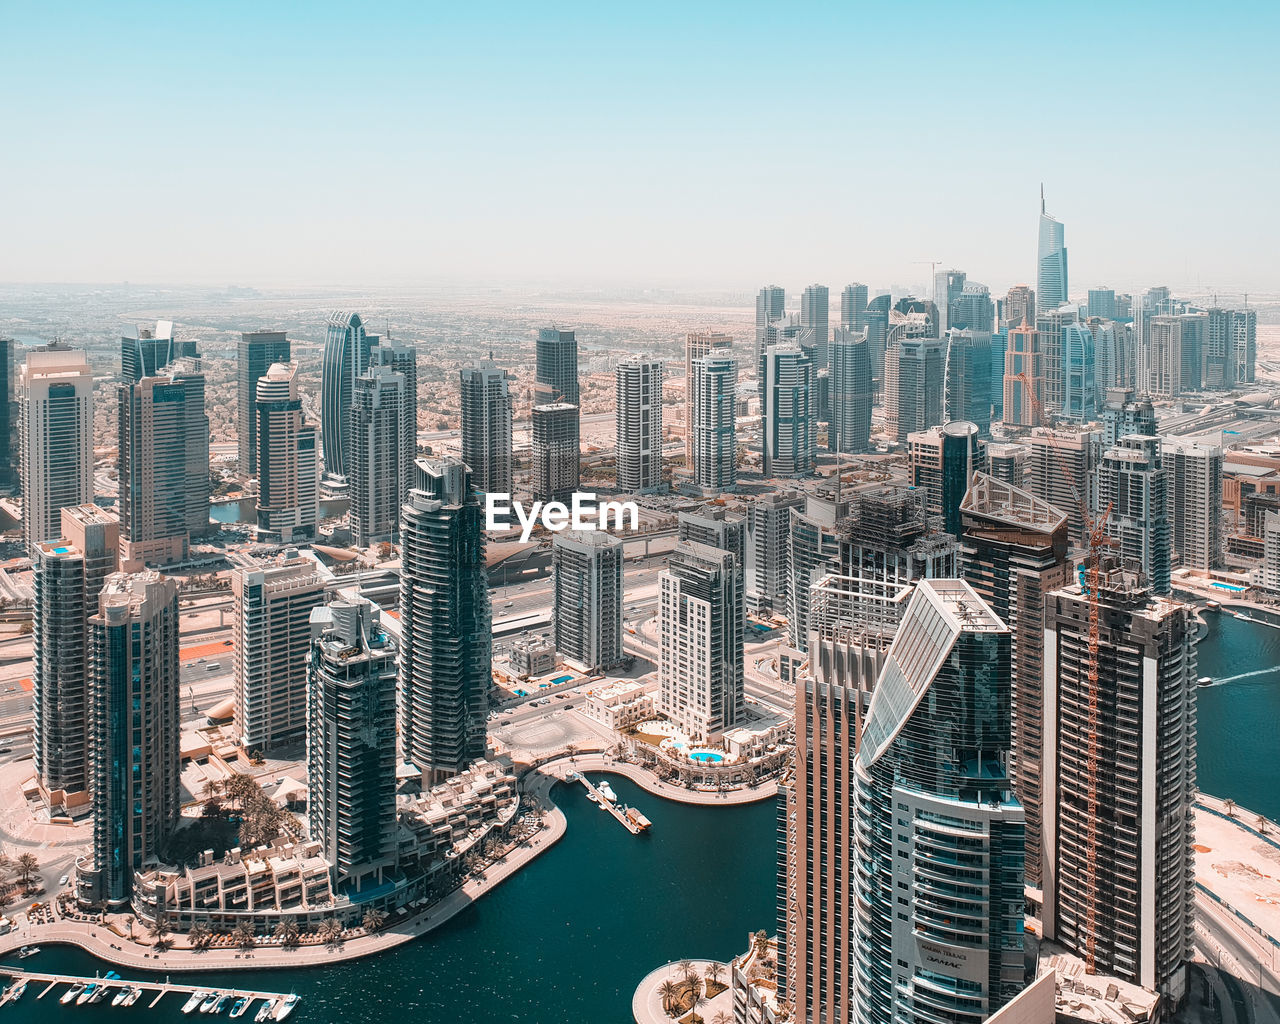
0, 336, 15, 491
1096, 434, 1172, 594
459, 357, 514, 496
763, 345, 816, 478
960, 473, 1070, 889
82, 571, 180, 907
933, 268, 967, 333
370, 337, 418, 483
1101, 388, 1155, 447
1036, 305, 1078, 417
121, 320, 192, 384
755, 285, 786, 401
787, 494, 847, 651
18, 344, 93, 551
1163, 436, 1223, 571
944, 329, 993, 435
950, 281, 995, 333
531, 402, 581, 503
232, 549, 326, 753
683, 332, 732, 470
615, 360, 664, 493
1061, 323, 1098, 421
32, 504, 119, 816
1036, 187, 1068, 313
854, 579, 1026, 1024
320, 310, 374, 481
237, 330, 290, 478
658, 540, 743, 743
1206, 306, 1257, 385
907, 421, 984, 536
863, 294, 892, 396
678, 505, 747, 584
350, 363, 411, 547
892, 336, 947, 441
829, 328, 872, 454
398, 458, 490, 785
691, 355, 738, 492
1087, 287, 1117, 320
552, 530, 625, 673
117, 362, 211, 567
1024, 427, 1098, 547
255, 362, 318, 543
1147, 313, 1207, 398
307, 592, 398, 886
1043, 566, 1196, 1007
800, 284, 830, 369
840, 283, 869, 331
535, 327, 579, 405
745, 490, 803, 615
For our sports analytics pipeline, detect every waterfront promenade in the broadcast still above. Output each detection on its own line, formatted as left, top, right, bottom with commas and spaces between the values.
536, 752, 778, 805
632, 959, 732, 1024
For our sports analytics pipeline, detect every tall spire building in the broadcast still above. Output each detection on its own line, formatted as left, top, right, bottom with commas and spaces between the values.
1037, 186, 1069, 313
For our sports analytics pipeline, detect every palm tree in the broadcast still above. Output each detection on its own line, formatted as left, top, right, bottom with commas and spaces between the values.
233, 920, 256, 949
16, 852, 39, 886
361, 908, 386, 933
274, 916, 300, 947
318, 918, 343, 949
148, 912, 171, 944
713, 1013, 733, 1024
705, 961, 723, 988
1224, 798, 1236, 817
187, 922, 213, 950
657, 980, 678, 1014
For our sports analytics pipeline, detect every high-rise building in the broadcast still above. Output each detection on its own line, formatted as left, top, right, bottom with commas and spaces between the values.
1002, 320, 1043, 427
32, 505, 119, 815
0, 337, 15, 491
82, 571, 180, 907
535, 327, 579, 405
320, 310, 374, 481
1147, 313, 1207, 398
117, 362, 211, 568
892, 336, 947, 441
1043, 566, 1196, 1006
934, 268, 967, 334
1061, 323, 1098, 422
960, 474, 1070, 889
788, 495, 847, 652
255, 362, 318, 543
854, 579, 1026, 1024
615, 360, 664, 493
18, 344, 93, 551
1097, 434, 1172, 594
237, 330, 290, 478
1025, 427, 1098, 547
459, 357, 514, 495
691, 355, 738, 492
1089, 317, 1131, 392
683, 332, 732, 470
840, 283, 869, 331
1101, 388, 1155, 446
800, 284, 830, 369
746, 490, 803, 615
350, 363, 411, 547
1163, 436, 1223, 571
908, 421, 985, 536
370, 337, 418, 484
552, 530, 624, 673
121, 320, 193, 384
763, 345, 816, 478
829, 328, 873, 454
1002, 284, 1036, 330
232, 549, 326, 753
1037, 187, 1069, 313
755, 285, 786, 401
398, 458, 490, 785
944, 329, 993, 435
863, 294, 892, 396
307, 592, 398, 886
531, 402, 580, 503
658, 540, 743, 743
1087, 287, 1117, 320
1265, 512, 1280, 593
1036, 305, 1078, 417
985, 442, 1029, 488
950, 281, 995, 333
1206, 307, 1256, 386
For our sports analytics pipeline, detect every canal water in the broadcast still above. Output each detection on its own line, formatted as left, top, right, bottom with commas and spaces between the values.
6, 608, 1276, 1022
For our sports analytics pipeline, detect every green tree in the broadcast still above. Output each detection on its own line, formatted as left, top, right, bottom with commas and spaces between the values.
16, 852, 39, 886
361, 908, 386, 933
187, 922, 213, 950
233, 920, 256, 949
274, 916, 300, 947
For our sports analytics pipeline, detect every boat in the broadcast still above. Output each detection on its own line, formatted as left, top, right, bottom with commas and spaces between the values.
113, 985, 132, 1006
597, 781, 617, 803
123, 986, 143, 1006
8, 980, 28, 1002
215, 994, 233, 1014
624, 806, 652, 831
1199, 675, 1213, 687
89, 984, 112, 1004
274, 993, 300, 1020
200, 991, 222, 1013
183, 990, 210, 1013
1206, 599, 1221, 611
61, 982, 85, 1005
255, 999, 276, 1021
17, 945, 40, 958
76, 982, 98, 1005
229, 996, 250, 1018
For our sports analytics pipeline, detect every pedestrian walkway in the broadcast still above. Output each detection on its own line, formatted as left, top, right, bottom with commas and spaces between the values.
539, 753, 777, 805
632, 960, 731, 1024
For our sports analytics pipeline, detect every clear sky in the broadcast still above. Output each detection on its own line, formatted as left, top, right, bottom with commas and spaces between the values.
4, 1, 1277, 296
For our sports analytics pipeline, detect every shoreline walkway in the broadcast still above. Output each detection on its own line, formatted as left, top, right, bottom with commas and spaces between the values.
536, 753, 778, 805
632, 960, 732, 1024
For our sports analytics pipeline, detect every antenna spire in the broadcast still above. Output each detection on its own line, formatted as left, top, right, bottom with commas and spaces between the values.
1040, 183, 1045, 214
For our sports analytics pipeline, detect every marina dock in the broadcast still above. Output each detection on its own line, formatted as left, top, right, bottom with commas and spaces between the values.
0, 966, 299, 1017
569, 773, 651, 835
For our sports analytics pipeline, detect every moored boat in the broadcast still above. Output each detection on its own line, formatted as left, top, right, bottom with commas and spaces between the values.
254, 999, 276, 1021
229, 996, 250, 1018
60, 982, 85, 1005
274, 993, 300, 1020
183, 990, 210, 1013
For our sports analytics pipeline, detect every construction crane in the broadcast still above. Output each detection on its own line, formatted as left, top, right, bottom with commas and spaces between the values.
1013, 372, 1112, 974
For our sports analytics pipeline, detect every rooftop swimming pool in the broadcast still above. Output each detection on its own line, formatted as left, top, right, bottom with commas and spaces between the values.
1211, 582, 1246, 593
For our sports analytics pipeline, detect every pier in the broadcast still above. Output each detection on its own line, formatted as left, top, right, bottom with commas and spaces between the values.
569, 773, 649, 835
0, 966, 298, 1016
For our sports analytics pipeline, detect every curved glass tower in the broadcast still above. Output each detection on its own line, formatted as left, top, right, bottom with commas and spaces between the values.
321, 310, 372, 480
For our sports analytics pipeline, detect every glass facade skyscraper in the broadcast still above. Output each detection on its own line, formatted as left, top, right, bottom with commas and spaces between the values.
321, 310, 374, 481
1036, 188, 1068, 314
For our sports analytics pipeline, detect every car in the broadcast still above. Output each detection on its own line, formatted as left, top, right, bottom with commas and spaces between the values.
58, 875, 69, 887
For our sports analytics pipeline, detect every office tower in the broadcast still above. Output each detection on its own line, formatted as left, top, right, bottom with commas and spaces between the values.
1089, 317, 1129, 393
1043, 567, 1196, 1006
1037, 187, 1068, 313
321, 310, 374, 481
535, 326, 579, 405
1206, 307, 1257, 386
17, 344, 93, 550
1002, 284, 1036, 330
684, 332, 732, 470
1147, 313, 1207, 398
0, 337, 14, 490
801, 284, 830, 368
1061, 323, 1098, 421
863, 294, 892, 396
232, 549, 326, 753
934, 268, 967, 333
950, 281, 994, 333
908, 421, 985, 536
829, 328, 872, 454
960, 474, 1070, 889
307, 592, 398, 885
1163, 436, 1223, 571
985, 442, 1029, 488
615, 360, 664, 493
1096, 435, 1171, 594
691, 355, 737, 491
746, 490, 803, 615
1036, 305, 1078, 417
763, 345, 816, 478
755, 285, 786, 400
459, 357, 514, 495
854, 580, 1025, 1024
237, 330, 290, 478
370, 337, 419, 480
658, 540, 744, 743
255, 362, 318, 542
1087, 287, 1116, 320
893, 296, 940, 337
121, 320, 191, 383
398, 458, 490, 785
117, 362, 211, 567
531, 402, 581, 502
1101, 388, 1155, 446
1024, 427, 1099, 547
83, 571, 180, 907
350, 364, 411, 547
892, 336, 947, 441
840, 283, 869, 331
944, 329, 993, 435
990, 330, 1008, 421
552, 530, 624, 672
787, 495, 847, 651
32, 505, 119, 814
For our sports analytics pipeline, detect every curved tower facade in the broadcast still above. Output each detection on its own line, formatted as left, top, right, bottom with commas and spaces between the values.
321, 310, 373, 480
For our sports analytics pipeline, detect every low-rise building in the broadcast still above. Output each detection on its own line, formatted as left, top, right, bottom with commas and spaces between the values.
509, 635, 557, 677
730, 934, 784, 1024
581, 678, 657, 731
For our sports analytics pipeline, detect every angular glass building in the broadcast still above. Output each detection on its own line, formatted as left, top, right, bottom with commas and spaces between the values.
320, 310, 374, 480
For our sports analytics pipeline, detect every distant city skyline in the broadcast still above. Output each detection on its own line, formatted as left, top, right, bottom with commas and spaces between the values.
5, 3, 1278, 293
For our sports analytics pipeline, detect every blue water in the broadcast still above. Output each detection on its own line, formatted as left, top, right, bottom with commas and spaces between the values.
1211, 582, 1246, 593
690, 752, 724, 764
550, 675, 573, 684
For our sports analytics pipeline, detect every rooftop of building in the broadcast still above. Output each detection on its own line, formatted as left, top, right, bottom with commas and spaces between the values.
1034, 940, 1159, 1024
960, 472, 1068, 534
